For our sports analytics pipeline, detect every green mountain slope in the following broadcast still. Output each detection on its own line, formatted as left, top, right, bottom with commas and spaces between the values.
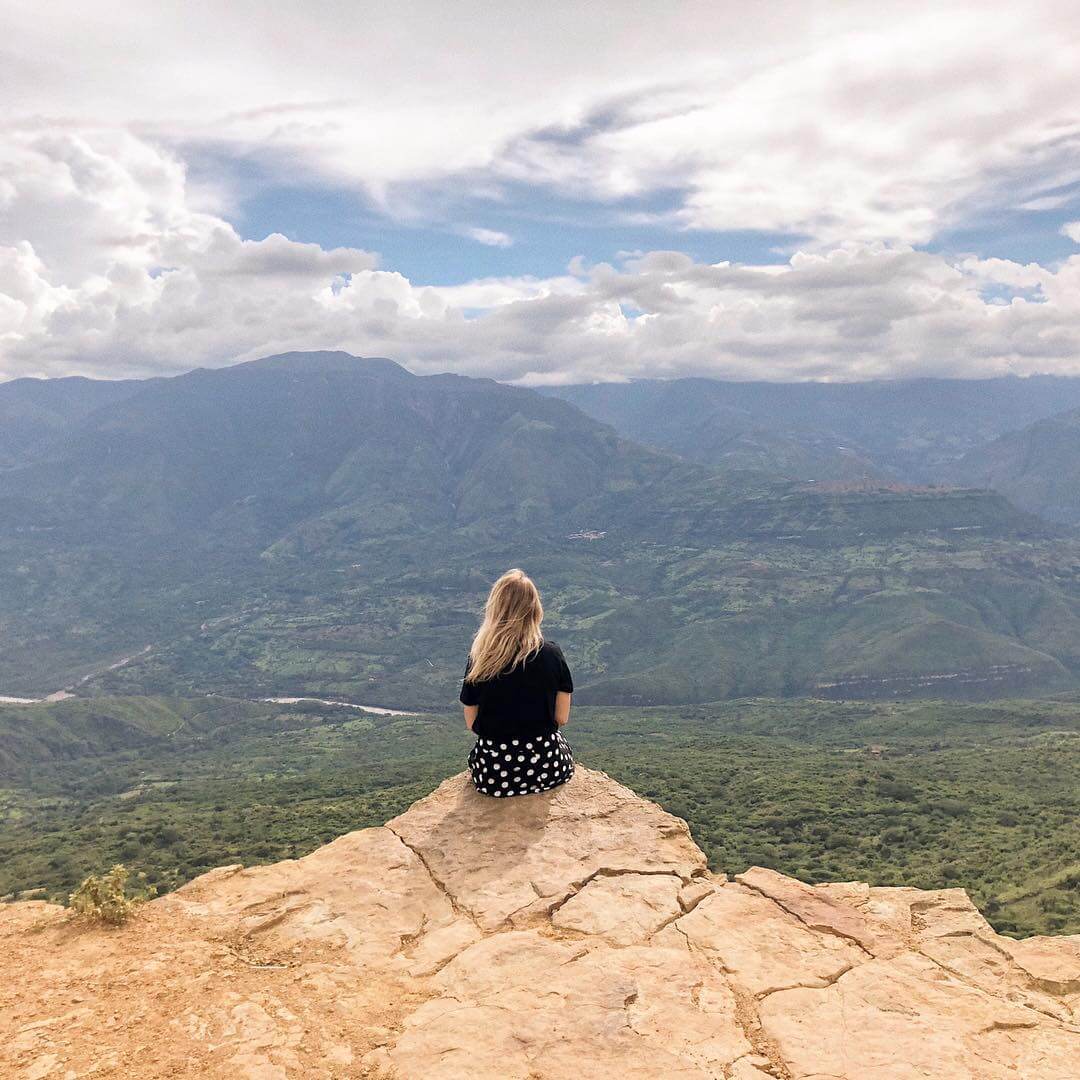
0, 352, 1076, 705
0, 352, 698, 544
0, 697, 252, 781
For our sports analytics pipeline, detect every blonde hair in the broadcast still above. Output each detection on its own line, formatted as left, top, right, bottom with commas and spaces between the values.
465, 569, 544, 683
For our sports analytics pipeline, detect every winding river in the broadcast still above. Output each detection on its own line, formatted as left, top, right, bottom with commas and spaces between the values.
0, 643, 417, 715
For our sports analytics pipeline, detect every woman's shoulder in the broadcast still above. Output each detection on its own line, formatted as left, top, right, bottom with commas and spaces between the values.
538, 637, 565, 657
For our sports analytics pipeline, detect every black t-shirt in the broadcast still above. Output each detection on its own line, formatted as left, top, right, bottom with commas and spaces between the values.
459, 639, 574, 739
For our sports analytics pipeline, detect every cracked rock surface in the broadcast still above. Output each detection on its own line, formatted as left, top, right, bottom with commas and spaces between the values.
1, 767, 1077, 1078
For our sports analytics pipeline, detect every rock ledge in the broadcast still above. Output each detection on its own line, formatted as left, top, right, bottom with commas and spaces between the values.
2, 767, 1077, 1078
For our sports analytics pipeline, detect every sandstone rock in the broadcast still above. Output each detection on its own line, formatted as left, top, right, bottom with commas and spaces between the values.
388, 942, 752, 1078
550, 870, 685, 943
167, 825, 457, 966
674, 881, 863, 997
736, 866, 902, 957
384, 767, 707, 930
997, 933, 1080, 997
1, 766, 1076, 1078
995, 933, 1080, 1023
760, 951, 1080, 1079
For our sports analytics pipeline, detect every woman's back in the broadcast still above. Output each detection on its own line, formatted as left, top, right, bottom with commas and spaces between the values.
459, 638, 573, 741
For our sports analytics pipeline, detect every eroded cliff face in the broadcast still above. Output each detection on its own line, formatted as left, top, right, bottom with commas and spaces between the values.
2, 767, 1077, 1078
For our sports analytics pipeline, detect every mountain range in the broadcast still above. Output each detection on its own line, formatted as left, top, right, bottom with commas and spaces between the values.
545, 374, 1080, 501
3, 352, 1080, 705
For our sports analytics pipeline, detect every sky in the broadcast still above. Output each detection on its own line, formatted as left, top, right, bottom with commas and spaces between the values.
2, 0, 1080, 384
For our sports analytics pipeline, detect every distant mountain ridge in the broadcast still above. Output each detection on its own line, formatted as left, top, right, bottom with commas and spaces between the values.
0, 373, 146, 465
7, 351, 1045, 557
543, 374, 1080, 484
948, 406, 1080, 524
0, 351, 705, 544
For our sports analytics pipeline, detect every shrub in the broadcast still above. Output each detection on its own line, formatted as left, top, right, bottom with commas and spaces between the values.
875, 780, 918, 801
934, 799, 969, 819
69, 864, 156, 925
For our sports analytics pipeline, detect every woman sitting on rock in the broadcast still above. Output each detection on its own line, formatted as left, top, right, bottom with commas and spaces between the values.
459, 568, 575, 797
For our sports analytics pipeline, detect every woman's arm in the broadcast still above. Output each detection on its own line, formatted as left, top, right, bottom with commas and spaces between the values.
555, 691, 572, 727
463, 704, 479, 731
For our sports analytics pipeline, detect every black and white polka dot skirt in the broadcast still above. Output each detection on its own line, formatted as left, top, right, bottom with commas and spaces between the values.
468, 729, 574, 797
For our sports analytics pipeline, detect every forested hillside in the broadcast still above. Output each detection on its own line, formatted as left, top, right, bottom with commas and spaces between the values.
2, 352, 1079, 705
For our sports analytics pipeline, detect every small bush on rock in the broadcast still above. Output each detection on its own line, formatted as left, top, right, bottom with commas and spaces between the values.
69, 864, 155, 925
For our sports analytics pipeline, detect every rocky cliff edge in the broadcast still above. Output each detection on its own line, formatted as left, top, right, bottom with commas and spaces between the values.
2, 767, 1078, 1078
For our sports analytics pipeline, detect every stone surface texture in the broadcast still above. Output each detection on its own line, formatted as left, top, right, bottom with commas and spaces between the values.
1, 767, 1077, 1078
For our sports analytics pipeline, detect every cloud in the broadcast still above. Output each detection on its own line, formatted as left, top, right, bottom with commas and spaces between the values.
497, 11, 1080, 246
1021, 194, 1077, 212
4, 2, 1080, 248
1062, 221, 1080, 243
460, 227, 513, 248
0, 131, 378, 377
2, 127, 1080, 384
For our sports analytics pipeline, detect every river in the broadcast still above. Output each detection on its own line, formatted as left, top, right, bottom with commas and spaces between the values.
0, 691, 73, 704
260, 696, 417, 716
0, 689, 416, 715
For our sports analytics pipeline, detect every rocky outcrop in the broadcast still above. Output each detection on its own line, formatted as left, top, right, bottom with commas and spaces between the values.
1, 767, 1077, 1078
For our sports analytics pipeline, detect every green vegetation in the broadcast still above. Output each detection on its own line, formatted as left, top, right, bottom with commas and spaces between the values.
13, 528, 1080, 711
2, 694, 1076, 938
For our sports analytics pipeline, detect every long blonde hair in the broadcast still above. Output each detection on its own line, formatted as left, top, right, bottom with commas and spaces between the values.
465, 569, 544, 683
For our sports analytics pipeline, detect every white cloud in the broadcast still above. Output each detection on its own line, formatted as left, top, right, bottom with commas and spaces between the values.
3, 2, 1079, 247
460, 227, 513, 248
2, 127, 1080, 384
497, 11, 1080, 246
0, 131, 379, 377
1062, 221, 1080, 243
1021, 194, 1077, 212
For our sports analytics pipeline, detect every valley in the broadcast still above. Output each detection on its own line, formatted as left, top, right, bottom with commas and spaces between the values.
8, 18, 1080, 1075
